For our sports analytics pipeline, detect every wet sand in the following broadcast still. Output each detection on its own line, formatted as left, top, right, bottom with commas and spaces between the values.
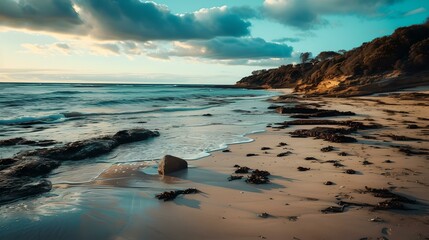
3, 89, 428, 240
83, 89, 429, 239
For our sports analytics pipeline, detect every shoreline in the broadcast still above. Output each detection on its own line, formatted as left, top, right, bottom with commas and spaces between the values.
146, 89, 429, 239
1, 88, 429, 240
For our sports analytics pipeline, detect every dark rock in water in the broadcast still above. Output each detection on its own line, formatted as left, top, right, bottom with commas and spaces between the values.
261, 147, 271, 150
297, 167, 310, 171
222, 149, 231, 153
235, 166, 251, 174
362, 135, 377, 140
305, 157, 317, 160
158, 155, 188, 175
0, 129, 160, 206
0, 137, 58, 147
291, 127, 357, 143
321, 205, 344, 214
324, 181, 334, 185
267, 105, 280, 109
202, 113, 213, 117
112, 129, 160, 144
18, 129, 159, 161
277, 151, 292, 157
0, 158, 17, 170
345, 169, 356, 174
321, 146, 335, 152
3, 157, 60, 177
155, 188, 199, 202
228, 175, 243, 181
407, 124, 419, 129
338, 152, 348, 156
246, 153, 258, 157
0, 177, 52, 204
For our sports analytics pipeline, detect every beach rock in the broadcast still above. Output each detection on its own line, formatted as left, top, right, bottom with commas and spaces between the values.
158, 155, 188, 175
277, 151, 292, 157
235, 166, 250, 174
291, 127, 357, 143
202, 114, 213, 117
222, 149, 231, 152
407, 124, 419, 129
112, 129, 160, 144
275, 107, 355, 118
0, 177, 52, 204
305, 157, 317, 160
246, 153, 258, 157
228, 175, 243, 181
0, 137, 57, 147
338, 152, 348, 156
18, 129, 159, 161
345, 169, 356, 174
246, 169, 270, 184
3, 157, 60, 177
324, 181, 334, 185
321, 146, 335, 152
321, 206, 344, 214
261, 147, 271, 150
155, 188, 199, 201
297, 167, 310, 171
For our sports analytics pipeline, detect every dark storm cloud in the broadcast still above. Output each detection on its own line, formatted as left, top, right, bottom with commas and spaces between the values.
0, 0, 84, 33
263, 0, 403, 29
0, 0, 255, 41
152, 37, 293, 60
78, 0, 254, 41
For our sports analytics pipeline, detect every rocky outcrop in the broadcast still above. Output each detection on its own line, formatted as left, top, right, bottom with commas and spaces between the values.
0, 137, 57, 147
0, 128, 160, 205
236, 21, 429, 96
158, 155, 188, 175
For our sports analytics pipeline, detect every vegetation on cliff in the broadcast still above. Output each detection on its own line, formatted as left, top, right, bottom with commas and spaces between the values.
236, 20, 429, 96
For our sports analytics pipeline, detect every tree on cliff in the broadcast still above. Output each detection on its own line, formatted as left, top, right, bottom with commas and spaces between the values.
300, 52, 312, 63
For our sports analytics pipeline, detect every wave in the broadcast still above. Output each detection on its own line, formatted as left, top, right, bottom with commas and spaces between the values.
0, 114, 66, 125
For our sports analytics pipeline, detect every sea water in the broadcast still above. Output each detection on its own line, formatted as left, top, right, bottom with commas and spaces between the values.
0, 83, 287, 239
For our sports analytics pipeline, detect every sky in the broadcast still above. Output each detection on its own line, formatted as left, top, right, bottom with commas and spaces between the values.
0, 0, 428, 84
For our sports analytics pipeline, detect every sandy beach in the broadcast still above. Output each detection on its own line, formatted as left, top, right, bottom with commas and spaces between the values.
72, 89, 428, 240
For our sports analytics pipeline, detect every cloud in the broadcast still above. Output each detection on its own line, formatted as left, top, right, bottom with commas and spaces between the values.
79, 1, 255, 41
0, 0, 85, 33
0, 0, 255, 41
22, 42, 73, 55
404, 7, 426, 16
151, 37, 293, 60
273, 37, 301, 43
262, 0, 403, 29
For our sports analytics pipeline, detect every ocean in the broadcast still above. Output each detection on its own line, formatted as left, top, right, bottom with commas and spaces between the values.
0, 83, 286, 239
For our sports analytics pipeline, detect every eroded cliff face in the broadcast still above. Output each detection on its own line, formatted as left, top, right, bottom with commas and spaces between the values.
236, 21, 429, 96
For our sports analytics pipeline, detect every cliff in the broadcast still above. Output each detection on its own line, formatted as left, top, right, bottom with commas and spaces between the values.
236, 20, 429, 96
